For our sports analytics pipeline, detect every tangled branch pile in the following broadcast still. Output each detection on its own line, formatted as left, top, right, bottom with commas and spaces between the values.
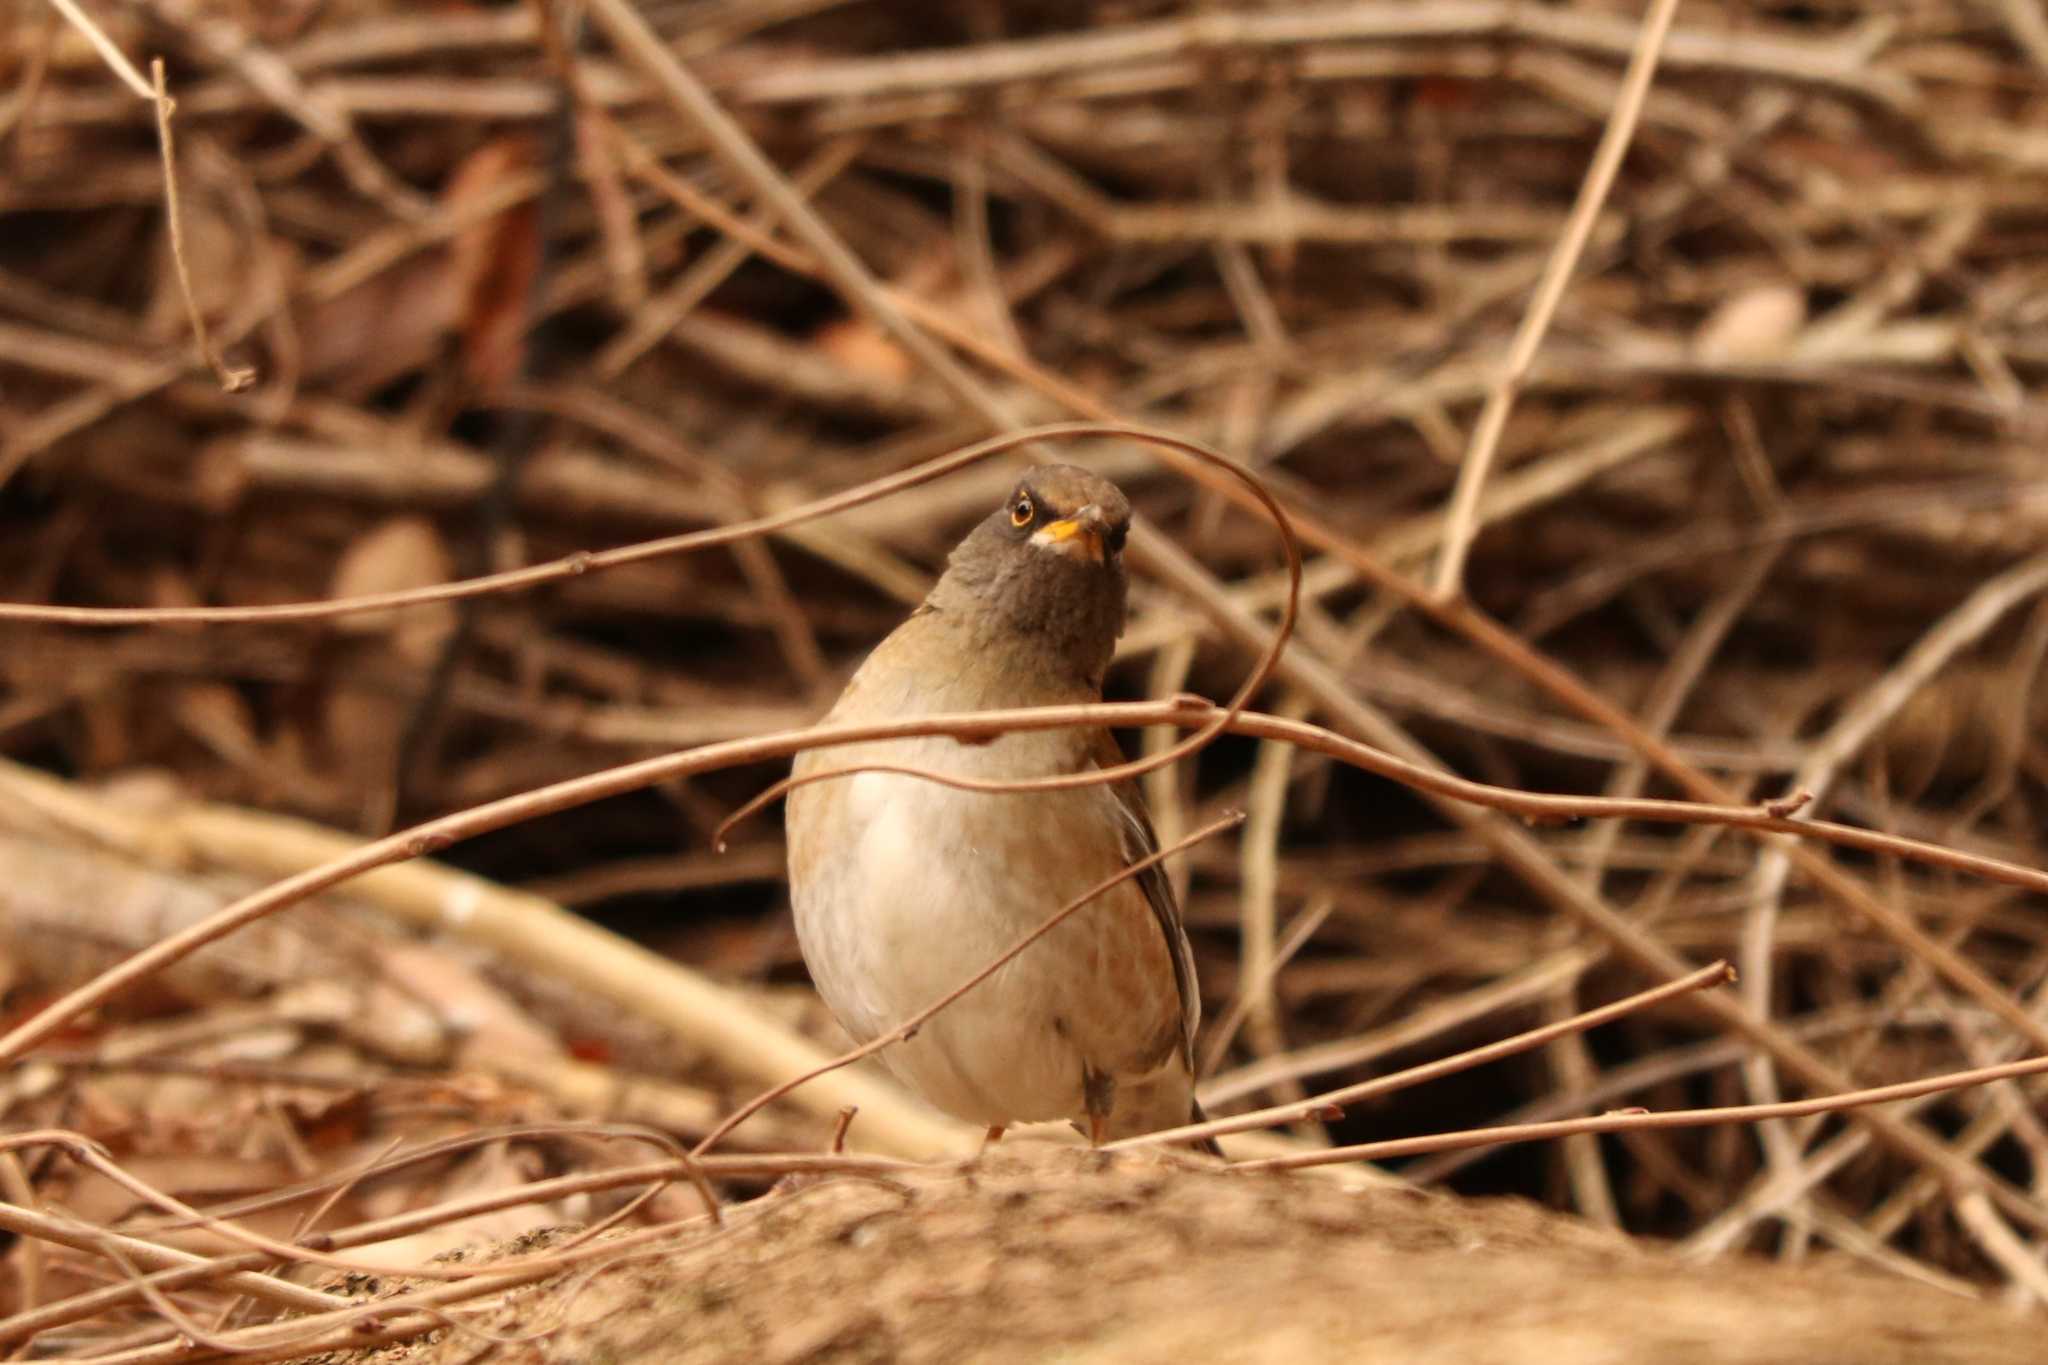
3, 0, 2048, 1356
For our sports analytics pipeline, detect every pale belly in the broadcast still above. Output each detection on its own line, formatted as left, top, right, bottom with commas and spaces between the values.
788, 744, 1185, 1132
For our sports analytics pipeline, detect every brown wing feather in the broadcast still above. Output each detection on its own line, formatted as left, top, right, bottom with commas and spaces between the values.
1090, 729, 1201, 1071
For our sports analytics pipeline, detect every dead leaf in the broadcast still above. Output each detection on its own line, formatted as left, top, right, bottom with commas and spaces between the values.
813, 318, 914, 385
1693, 284, 1806, 363
445, 136, 542, 391
299, 254, 452, 384
328, 515, 458, 665
375, 941, 562, 1063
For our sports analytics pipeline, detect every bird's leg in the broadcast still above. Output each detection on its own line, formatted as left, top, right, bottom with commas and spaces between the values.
1082, 1064, 1117, 1148
979, 1125, 1006, 1154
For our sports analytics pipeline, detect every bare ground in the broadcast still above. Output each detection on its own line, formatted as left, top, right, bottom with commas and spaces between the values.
329, 1146, 2031, 1365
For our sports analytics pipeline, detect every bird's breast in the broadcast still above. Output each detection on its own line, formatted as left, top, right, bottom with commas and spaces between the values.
785, 741, 1181, 1127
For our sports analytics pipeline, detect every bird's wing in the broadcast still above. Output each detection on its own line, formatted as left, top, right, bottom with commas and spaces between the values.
1091, 729, 1201, 1071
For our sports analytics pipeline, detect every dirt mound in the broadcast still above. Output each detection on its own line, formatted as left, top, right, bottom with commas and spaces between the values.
349, 1147, 2027, 1364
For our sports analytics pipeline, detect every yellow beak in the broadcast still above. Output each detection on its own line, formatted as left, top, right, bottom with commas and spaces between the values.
1033, 506, 1106, 562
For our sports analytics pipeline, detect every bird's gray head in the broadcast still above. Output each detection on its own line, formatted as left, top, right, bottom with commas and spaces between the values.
925, 465, 1132, 687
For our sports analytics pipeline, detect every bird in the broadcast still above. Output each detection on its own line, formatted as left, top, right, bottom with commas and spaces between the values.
784, 465, 1219, 1154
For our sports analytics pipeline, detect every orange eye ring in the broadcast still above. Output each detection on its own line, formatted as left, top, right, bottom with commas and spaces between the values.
1010, 495, 1033, 527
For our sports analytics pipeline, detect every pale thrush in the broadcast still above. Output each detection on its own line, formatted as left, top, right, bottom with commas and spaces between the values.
785, 466, 1217, 1152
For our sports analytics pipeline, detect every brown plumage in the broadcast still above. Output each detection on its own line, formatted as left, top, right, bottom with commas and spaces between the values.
784, 466, 1218, 1153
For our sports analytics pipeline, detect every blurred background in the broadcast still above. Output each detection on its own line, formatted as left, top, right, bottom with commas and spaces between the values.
3, 0, 2048, 1329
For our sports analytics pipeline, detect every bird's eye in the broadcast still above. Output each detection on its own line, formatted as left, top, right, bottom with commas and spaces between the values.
1009, 494, 1034, 527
